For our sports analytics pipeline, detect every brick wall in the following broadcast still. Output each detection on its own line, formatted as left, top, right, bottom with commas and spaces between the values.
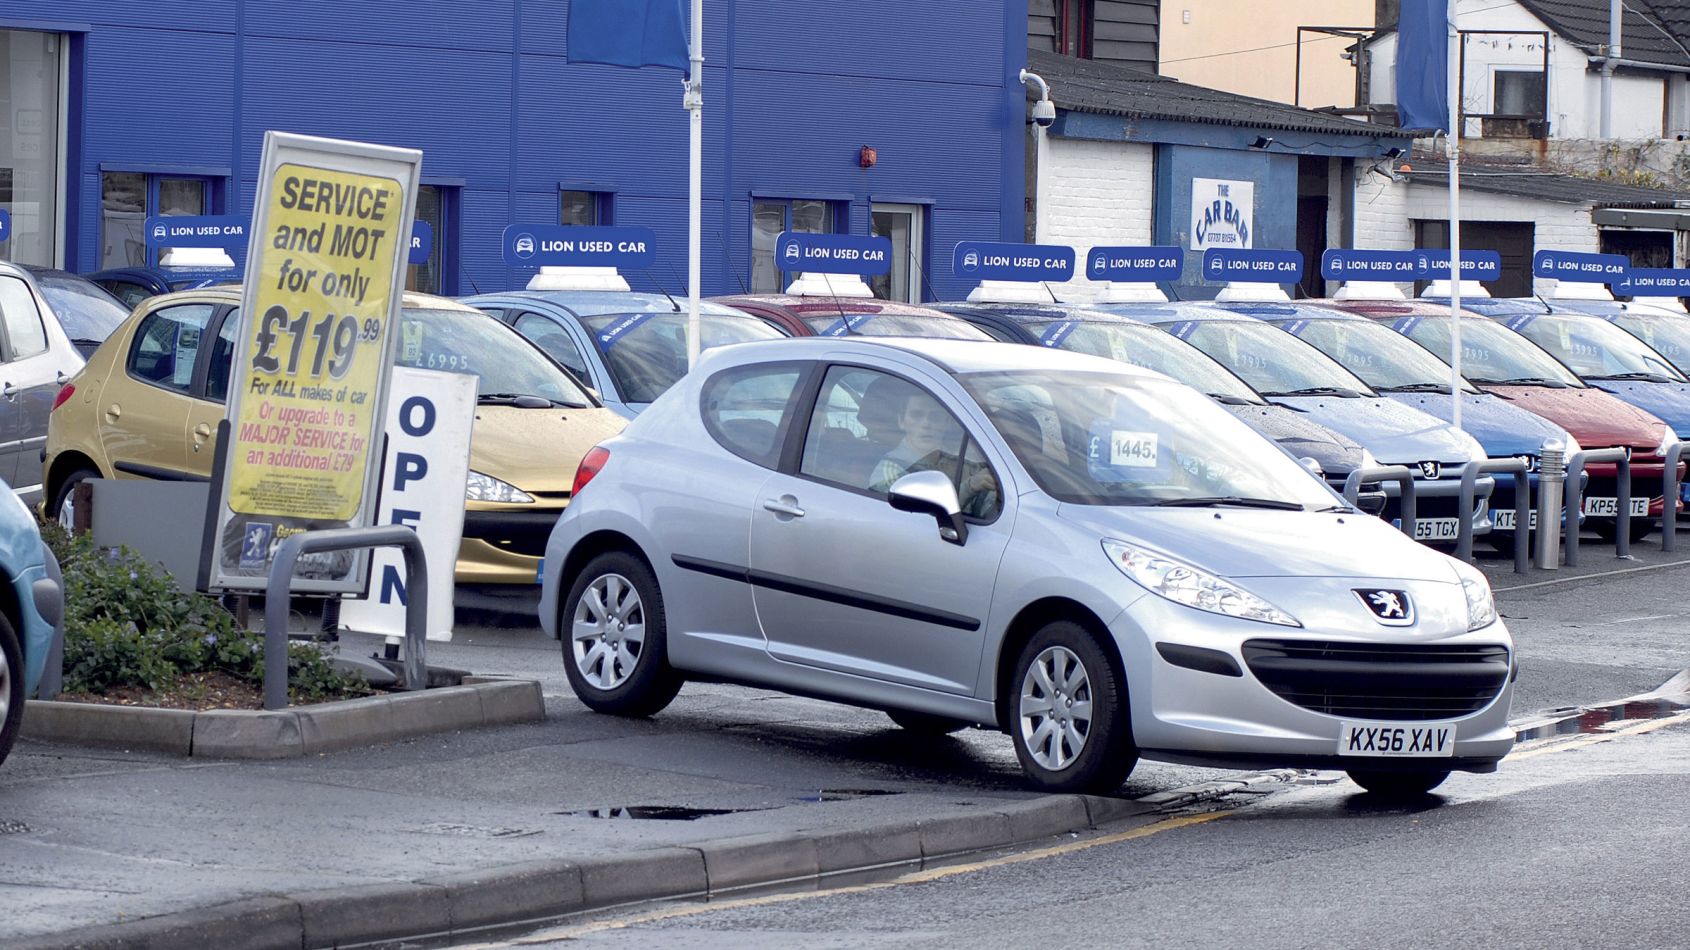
1041, 137, 1155, 298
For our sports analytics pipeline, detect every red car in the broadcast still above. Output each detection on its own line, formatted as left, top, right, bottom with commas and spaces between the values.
714, 294, 992, 340
1319, 298, 1680, 541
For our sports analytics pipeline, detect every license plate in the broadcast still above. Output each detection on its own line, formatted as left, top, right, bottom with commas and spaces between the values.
1392, 517, 1459, 541
1491, 509, 1539, 531
1581, 496, 1650, 517
1339, 722, 1456, 757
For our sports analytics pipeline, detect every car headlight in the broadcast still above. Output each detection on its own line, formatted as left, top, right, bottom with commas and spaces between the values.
1102, 539, 1301, 627
1452, 560, 1497, 630
1359, 448, 1379, 471
465, 470, 535, 504
1657, 427, 1679, 458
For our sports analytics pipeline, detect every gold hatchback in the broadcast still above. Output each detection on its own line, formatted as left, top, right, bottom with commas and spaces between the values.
42, 288, 625, 585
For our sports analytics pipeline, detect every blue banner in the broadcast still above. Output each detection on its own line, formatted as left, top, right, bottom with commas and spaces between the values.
1085, 246, 1183, 282
144, 215, 247, 249
1321, 249, 1423, 280
1615, 268, 1690, 295
818, 311, 886, 337
409, 220, 433, 265
596, 312, 659, 347
1417, 249, 1503, 281
566, 0, 689, 71
0, 209, 9, 243
953, 242, 1075, 282
1202, 248, 1304, 283
1533, 250, 1629, 282
502, 225, 657, 268
1396, 0, 1449, 131
777, 232, 892, 276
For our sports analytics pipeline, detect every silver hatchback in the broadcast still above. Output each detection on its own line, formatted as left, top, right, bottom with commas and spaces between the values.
539, 337, 1516, 796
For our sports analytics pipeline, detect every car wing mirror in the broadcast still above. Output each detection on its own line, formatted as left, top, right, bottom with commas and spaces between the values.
1298, 456, 1323, 478
888, 470, 968, 545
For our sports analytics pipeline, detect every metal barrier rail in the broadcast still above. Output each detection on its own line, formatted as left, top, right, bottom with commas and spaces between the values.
265, 525, 428, 711
1564, 448, 1632, 568
1458, 459, 1529, 572
1665, 442, 1684, 554
1343, 465, 1418, 538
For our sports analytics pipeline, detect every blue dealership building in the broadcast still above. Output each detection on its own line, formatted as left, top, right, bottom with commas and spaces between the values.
0, 2, 1029, 301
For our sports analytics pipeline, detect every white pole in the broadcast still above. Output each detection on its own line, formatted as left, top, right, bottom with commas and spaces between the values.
1601, 0, 1620, 138
1448, 0, 1463, 433
686, 0, 704, 368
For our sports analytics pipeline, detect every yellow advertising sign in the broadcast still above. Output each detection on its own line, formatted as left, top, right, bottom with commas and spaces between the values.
228, 164, 404, 521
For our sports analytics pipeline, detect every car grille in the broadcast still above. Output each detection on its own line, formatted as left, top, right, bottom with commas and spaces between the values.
1241, 639, 1510, 721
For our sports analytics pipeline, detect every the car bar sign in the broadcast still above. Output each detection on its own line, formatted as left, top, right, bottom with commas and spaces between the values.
1203, 248, 1303, 283
1321, 249, 1422, 280
144, 214, 248, 249
953, 241, 1075, 282
205, 131, 422, 594
1533, 249, 1629, 282
501, 225, 656, 268
1417, 249, 1503, 281
409, 220, 433, 265
1086, 246, 1184, 282
1615, 268, 1690, 295
776, 231, 893, 275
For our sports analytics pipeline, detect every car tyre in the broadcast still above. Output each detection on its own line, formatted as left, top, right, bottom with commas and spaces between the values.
1008, 620, 1137, 794
1346, 769, 1450, 797
561, 551, 682, 717
885, 710, 971, 735
50, 468, 98, 533
0, 612, 23, 768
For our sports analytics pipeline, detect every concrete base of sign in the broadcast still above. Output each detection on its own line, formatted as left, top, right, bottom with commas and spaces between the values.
20, 678, 543, 758
1550, 280, 1615, 301
786, 272, 875, 297
966, 279, 1057, 304
1422, 279, 1490, 298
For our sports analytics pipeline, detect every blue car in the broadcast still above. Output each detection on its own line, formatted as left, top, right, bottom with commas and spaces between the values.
18, 266, 132, 358
465, 280, 787, 418
927, 301, 1375, 499
1251, 302, 1576, 535
85, 266, 232, 311
1089, 301, 1493, 543
1585, 306, 1690, 380
0, 487, 63, 767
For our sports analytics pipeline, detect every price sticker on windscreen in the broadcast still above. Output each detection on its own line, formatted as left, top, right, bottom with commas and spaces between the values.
1111, 431, 1159, 468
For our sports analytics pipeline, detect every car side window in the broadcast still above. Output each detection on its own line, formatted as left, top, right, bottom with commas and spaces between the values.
101, 280, 153, 311
701, 362, 807, 468
974, 322, 1018, 343
799, 366, 1001, 519
0, 276, 49, 360
128, 303, 215, 393
512, 311, 591, 380
205, 310, 240, 402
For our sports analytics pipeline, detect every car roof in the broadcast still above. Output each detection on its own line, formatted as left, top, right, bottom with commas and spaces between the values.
704, 333, 1164, 379
711, 295, 964, 320
133, 285, 482, 313
1088, 302, 1261, 325
1211, 300, 1365, 321
929, 301, 1146, 324
497, 290, 749, 317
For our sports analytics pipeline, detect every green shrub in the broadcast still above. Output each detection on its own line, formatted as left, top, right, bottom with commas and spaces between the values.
43, 524, 367, 703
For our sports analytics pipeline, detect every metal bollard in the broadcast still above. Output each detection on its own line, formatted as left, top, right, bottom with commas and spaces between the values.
1343, 465, 1418, 538
1564, 447, 1630, 568
1535, 438, 1565, 570
1457, 459, 1527, 572
1665, 442, 1684, 553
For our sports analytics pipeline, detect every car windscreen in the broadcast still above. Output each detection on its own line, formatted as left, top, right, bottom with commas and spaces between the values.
1611, 314, 1690, 375
1502, 314, 1688, 382
32, 273, 130, 343
801, 312, 992, 340
1162, 319, 1376, 398
1030, 320, 1262, 403
580, 312, 786, 404
1279, 318, 1480, 394
1396, 316, 1585, 387
397, 307, 593, 406
960, 370, 1339, 508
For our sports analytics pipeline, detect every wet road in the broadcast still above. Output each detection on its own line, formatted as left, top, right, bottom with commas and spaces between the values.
473, 711, 1690, 950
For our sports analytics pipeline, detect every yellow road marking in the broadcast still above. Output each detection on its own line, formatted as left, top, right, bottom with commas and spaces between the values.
1509, 709, 1690, 760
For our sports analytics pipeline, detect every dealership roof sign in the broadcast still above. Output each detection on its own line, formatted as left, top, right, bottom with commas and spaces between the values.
145, 214, 248, 249
1203, 248, 1303, 283
1533, 249, 1629, 282
777, 231, 892, 276
1086, 246, 1183, 282
953, 241, 1075, 282
501, 225, 656, 268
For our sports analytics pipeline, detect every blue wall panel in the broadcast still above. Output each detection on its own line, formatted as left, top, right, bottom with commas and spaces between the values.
1154, 145, 1299, 299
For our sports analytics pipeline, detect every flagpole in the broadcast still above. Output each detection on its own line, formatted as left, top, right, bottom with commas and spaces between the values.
685, 0, 704, 369
1447, 0, 1463, 433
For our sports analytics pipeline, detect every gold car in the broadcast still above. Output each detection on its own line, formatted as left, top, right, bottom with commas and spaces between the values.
42, 288, 625, 585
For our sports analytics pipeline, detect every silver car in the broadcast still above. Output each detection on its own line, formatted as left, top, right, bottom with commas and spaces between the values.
539, 337, 1515, 796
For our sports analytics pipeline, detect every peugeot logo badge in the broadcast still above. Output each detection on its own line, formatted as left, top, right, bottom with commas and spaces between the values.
1417, 460, 1442, 479
1355, 588, 1415, 626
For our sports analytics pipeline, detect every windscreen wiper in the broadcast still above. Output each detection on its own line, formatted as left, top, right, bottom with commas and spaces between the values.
1262, 386, 1365, 398
1207, 393, 1259, 406
477, 392, 567, 408
1153, 496, 1306, 510
1497, 377, 1572, 388
1377, 382, 1453, 394
1586, 372, 1680, 383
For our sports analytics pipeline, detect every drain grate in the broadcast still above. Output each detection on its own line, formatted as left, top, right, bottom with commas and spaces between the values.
558, 806, 765, 821
0, 820, 30, 835
412, 822, 541, 839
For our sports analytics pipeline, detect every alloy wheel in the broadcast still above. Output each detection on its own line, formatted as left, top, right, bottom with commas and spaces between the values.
571, 573, 646, 690
1018, 645, 1094, 771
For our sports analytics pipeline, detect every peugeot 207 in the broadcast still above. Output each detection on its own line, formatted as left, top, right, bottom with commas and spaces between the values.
539, 337, 1515, 797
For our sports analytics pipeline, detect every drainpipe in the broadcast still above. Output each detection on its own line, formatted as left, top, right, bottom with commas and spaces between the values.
1020, 69, 1053, 244
1601, 0, 1621, 137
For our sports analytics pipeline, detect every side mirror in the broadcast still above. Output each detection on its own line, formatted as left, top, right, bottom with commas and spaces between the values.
888, 470, 968, 545
1298, 456, 1324, 478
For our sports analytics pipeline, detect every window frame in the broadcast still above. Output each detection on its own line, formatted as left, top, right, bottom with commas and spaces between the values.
559, 186, 615, 227
0, 273, 50, 362
869, 202, 927, 304
98, 169, 225, 270
123, 301, 222, 398
699, 360, 817, 469
750, 198, 842, 294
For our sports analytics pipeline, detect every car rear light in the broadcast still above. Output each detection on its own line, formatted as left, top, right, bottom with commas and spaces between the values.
572, 446, 610, 496
51, 383, 74, 412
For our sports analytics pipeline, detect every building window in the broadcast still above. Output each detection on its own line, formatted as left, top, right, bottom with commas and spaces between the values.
751, 199, 836, 293
561, 190, 612, 226
100, 173, 215, 269
407, 184, 455, 295
1493, 71, 1546, 118
1, 30, 64, 266
1031, 0, 1093, 58
871, 203, 925, 303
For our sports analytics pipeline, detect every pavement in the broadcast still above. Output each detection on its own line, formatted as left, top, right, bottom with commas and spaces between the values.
5, 528, 1688, 949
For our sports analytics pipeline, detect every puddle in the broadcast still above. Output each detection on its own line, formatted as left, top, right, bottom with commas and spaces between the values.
557, 806, 767, 821
1513, 697, 1690, 743
412, 822, 542, 839
794, 788, 901, 803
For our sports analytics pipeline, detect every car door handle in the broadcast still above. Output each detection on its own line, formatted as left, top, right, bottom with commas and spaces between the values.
762, 498, 806, 518
1, 383, 15, 401
192, 422, 214, 451
105, 403, 121, 421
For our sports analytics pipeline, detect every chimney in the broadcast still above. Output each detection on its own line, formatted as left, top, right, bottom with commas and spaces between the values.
1376, 0, 1401, 32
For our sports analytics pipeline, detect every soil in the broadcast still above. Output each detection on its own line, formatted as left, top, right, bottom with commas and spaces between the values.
59, 672, 284, 711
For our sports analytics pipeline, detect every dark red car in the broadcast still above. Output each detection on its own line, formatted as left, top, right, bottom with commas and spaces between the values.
713, 294, 992, 340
